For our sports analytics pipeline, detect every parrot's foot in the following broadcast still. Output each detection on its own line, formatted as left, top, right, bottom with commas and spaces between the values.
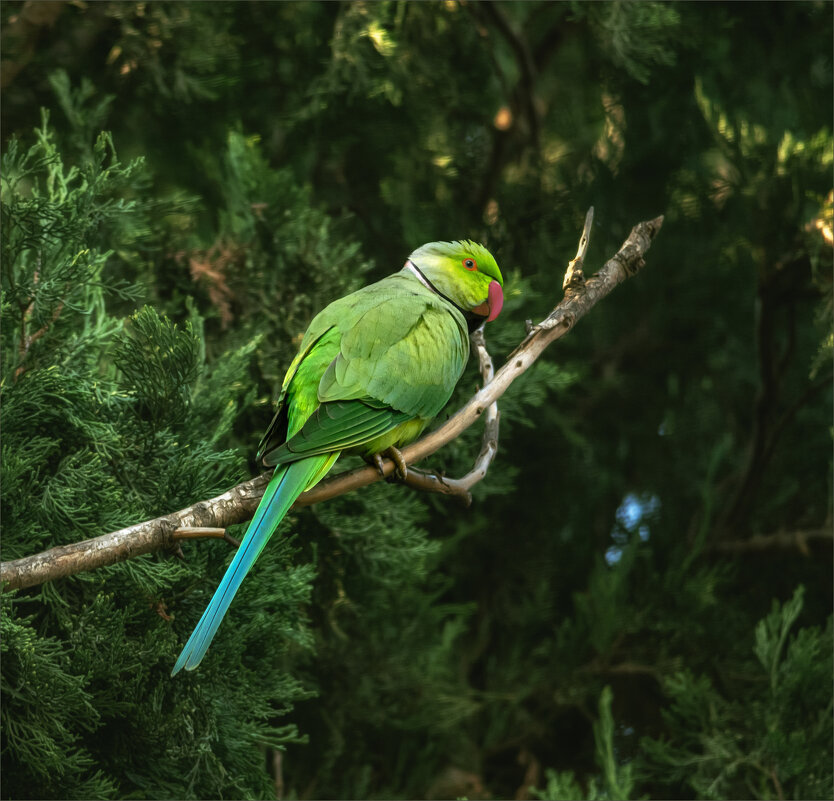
372, 446, 408, 481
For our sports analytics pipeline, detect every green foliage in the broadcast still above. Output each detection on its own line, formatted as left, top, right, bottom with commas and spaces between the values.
113, 306, 202, 428
203, 130, 374, 388
578, 1, 682, 85
0, 113, 143, 343
0, 119, 312, 799
1, 2, 831, 800
640, 587, 833, 800
531, 686, 635, 801
1, 600, 118, 799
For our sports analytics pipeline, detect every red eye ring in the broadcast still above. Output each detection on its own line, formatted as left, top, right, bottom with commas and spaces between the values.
463, 258, 478, 271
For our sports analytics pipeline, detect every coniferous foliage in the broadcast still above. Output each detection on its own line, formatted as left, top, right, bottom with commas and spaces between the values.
1, 117, 316, 799
1, 2, 831, 799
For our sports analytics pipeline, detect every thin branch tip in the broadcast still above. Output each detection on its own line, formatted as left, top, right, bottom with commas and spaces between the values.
645, 214, 665, 236
173, 527, 240, 548
563, 207, 595, 291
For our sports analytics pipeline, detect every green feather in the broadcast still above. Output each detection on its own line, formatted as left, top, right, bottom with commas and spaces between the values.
266, 401, 412, 465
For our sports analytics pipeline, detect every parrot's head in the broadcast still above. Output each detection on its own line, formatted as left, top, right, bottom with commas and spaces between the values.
405, 240, 504, 328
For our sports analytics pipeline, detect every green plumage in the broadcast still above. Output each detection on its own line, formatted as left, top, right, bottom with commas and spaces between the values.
173, 242, 503, 674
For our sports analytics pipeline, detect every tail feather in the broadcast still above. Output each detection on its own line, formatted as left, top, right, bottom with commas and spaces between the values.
172, 456, 328, 675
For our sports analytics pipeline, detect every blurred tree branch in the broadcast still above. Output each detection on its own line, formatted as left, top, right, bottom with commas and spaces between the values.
468, 2, 543, 214
478, 2, 540, 149
723, 254, 830, 533
0, 213, 663, 592
0, 0, 65, 89
709, 527, 832, 556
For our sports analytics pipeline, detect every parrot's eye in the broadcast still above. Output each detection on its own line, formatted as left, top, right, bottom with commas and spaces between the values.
463, 258, 478, 271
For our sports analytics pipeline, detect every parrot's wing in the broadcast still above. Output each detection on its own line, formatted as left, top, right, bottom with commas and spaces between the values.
259, 274, 469, 467
263, 399, 412, 466
256, 325, 339, 464
318, 297, 469, 419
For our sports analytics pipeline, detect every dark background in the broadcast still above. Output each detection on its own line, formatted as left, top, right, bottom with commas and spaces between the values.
1, 2, 831, 799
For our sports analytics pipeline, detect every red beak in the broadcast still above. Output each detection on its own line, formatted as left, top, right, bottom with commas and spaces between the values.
472, 280, 504, 322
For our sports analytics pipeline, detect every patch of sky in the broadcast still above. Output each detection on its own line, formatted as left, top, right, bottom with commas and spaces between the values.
605, 492, 662, 566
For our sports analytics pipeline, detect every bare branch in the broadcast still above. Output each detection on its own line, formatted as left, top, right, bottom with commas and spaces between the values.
456, 326, 500, 490
1, 478, 269, 592
392, 467, 474, 507
0, 214, 664, 592
302, 213, 663, 507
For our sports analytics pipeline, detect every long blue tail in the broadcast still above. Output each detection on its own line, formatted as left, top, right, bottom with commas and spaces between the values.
172, 456, 327, 675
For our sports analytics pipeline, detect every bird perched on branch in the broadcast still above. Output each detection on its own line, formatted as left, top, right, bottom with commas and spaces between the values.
172, 240, 503, 674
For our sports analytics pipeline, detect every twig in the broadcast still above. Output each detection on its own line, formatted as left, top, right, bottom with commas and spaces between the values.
393, 467, 474, 506
273, 749, 284, 801
15, 287, 65, 380
455, 326, 500, 490
0, 214, 664, 591
579, 660, 661, 680
723, 267, 797, 530
760, 371, 833, 470
770, 767, 785, 801
562, 207, 594, 290
172, 527, 240, 548
153, 600, 173, 622
515, 748, 542, 801
708, 527, 832, 556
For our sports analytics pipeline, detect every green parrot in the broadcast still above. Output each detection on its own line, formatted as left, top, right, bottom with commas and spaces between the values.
172, 240, 503, 674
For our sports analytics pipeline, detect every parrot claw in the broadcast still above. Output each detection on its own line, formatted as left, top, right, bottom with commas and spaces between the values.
386, 446, 409, 481
371, 446, 408, 481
